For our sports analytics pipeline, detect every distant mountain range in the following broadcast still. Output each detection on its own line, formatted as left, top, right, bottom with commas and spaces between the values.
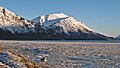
0, 6, 114, 40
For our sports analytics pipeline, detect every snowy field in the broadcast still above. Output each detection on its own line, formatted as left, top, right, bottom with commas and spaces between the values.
0, 40, 120, 68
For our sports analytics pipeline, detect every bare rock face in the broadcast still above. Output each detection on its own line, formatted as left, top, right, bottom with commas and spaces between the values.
0, 6, 113, 40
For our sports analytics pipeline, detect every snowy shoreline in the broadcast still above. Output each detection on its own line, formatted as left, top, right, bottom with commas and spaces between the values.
0, 41, 120, 68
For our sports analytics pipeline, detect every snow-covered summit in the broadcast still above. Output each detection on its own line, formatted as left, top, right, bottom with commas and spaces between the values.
32, 13, 68, 26
32, 13, 93, 32
41, 13, 68, 20
0, 6, 16, 17
0, 6, 26, 26
0, 6, 35, 33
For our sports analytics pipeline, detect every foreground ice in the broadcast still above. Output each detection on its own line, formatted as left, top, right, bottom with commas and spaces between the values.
0, 40, 120, 68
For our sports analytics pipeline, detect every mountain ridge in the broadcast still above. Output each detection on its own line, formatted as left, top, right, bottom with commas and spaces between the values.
0, 6, 114, 40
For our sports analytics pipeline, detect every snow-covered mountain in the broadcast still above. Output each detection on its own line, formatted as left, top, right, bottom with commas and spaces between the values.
0, 6, 35, 34
0, 6, 36, 39
0, 6, 113, 40
32, 13, 113, 40
32, 13, 93, 31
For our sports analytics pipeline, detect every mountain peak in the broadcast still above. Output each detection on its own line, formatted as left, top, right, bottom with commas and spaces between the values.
0, 6, 35, 34
41, 13, 68, 21
47, 13, 68, 17
0, 6, 5, 12
32, 13, 94, 32
0, 6, 16, 16
0, 6, 4, 9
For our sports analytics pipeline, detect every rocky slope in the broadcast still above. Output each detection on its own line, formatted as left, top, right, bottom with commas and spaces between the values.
0, 6, 113, 40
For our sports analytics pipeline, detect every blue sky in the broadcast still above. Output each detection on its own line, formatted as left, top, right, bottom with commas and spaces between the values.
0, 0, 120, 37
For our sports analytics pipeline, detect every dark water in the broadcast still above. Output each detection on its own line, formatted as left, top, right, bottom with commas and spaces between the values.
26, 40, 120, 43
1, 40, 120, 43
